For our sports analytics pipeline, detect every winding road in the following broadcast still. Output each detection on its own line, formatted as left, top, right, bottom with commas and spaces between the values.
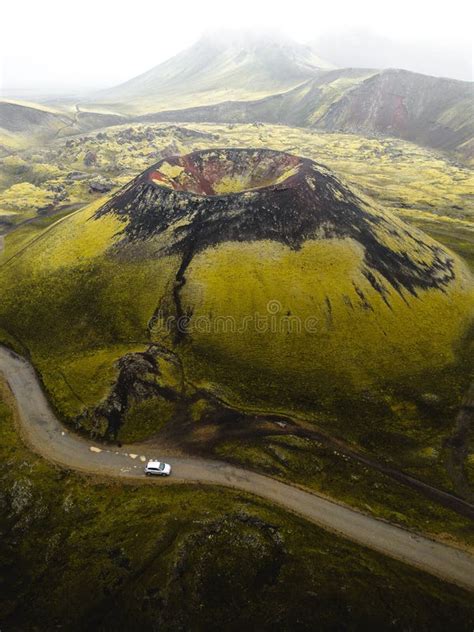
1, 345, 473, 592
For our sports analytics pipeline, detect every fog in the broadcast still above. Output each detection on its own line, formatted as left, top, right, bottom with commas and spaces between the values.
1, 0, 472, 97
314, 28, 472, 81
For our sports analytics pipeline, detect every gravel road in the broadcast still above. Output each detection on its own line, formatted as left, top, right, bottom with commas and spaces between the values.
1, 345, 473, 592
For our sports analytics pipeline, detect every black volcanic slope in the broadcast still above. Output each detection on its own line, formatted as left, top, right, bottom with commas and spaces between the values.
96, 148, 455, 299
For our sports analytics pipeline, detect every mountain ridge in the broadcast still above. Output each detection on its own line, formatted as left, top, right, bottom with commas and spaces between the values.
2, 32, 472, 160
136, 67, 473, 159
92, 30, 333, 112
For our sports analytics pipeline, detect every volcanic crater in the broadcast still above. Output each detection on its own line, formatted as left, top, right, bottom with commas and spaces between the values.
96, 148, 456, 300
148, 147, 304, 195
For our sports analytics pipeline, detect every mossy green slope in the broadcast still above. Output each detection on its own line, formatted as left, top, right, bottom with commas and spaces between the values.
180, 237, 472, 403
0, 150, 472, 425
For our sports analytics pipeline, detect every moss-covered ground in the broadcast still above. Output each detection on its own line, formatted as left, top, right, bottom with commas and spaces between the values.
0, 121, 472, 563
1, 383, 474, 631
1, 121, 472, 226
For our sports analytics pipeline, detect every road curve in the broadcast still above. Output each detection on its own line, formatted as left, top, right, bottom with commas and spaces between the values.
1, 345, 474, 592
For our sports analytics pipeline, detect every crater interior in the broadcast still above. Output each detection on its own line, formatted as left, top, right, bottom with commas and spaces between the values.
147, 148, 304, 195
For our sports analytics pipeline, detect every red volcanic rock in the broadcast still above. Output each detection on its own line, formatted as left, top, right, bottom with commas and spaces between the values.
147, 148, 302, 195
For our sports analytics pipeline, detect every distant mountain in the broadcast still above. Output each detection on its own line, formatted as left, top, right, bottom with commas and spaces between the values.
0, 100, 68, 135
93, 30, 333, 113
139, 68, 373, 126
140, 68, 474, 160
3, 32, 472, 161
0, 100, 72, 151
0, 100, 128, 150
317, 69, 474, 157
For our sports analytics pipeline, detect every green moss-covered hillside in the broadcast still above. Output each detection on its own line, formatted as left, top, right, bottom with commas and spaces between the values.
1, 383, 474, 631
0, 150, 471, 424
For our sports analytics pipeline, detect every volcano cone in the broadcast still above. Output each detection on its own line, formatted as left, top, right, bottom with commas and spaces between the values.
1, 148, 472, 412
93, 148, 473, 402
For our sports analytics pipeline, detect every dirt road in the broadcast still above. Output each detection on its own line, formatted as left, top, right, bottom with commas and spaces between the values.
1, 344, 473, 591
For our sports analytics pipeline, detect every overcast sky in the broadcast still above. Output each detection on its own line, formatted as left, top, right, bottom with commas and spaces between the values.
1, 0, 472, 96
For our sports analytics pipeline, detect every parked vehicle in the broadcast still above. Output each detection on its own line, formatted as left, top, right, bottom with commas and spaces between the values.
144, 460, 172, 476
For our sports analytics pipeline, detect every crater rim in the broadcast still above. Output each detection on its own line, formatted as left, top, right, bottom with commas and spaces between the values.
145, 147, 310, 198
